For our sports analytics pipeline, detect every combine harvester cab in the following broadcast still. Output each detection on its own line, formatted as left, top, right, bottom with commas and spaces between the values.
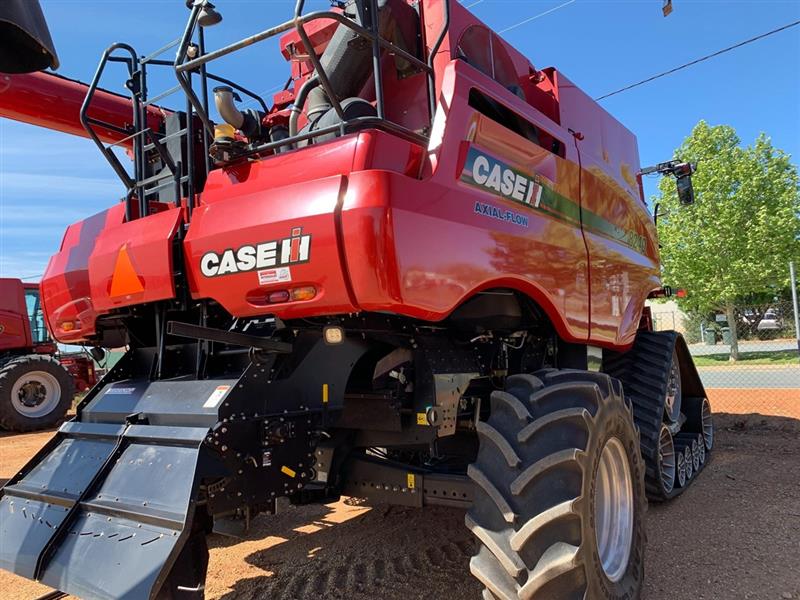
0, 1, 714, 599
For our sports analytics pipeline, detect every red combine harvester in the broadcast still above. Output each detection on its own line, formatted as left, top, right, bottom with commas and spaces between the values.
0, 278, 96, 431
0, 1, 714, 599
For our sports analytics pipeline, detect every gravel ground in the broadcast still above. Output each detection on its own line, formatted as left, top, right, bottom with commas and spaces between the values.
1, 412, 798, 600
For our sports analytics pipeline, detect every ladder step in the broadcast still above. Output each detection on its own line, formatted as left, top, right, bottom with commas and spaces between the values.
143, 128, 188, 151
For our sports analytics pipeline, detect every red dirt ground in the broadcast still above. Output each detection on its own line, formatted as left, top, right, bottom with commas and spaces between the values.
1, 402, 798, 599
706, 388, 800, 418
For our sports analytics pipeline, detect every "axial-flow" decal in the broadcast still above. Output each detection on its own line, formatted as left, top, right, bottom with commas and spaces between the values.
460, 146, 647, 254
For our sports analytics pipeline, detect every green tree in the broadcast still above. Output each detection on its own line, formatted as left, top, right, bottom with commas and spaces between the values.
655, 121, 800, 360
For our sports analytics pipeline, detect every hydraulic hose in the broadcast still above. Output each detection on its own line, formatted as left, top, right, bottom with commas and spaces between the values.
289, 76, 320, 137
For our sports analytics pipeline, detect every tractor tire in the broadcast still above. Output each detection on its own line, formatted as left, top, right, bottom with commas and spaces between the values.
0, 354, 74, 432
466, 369, 646, 600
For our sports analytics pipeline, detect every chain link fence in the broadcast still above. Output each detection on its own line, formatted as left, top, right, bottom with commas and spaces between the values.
650, 298, 800, 417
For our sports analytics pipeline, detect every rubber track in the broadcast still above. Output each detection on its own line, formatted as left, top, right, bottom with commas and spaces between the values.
604, 330, 711, 501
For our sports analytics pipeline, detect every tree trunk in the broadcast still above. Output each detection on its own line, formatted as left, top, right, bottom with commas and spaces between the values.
725, 302, 740, 362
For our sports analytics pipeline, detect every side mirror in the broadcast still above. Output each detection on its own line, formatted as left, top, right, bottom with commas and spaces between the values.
640, 160, 697, 210
676, 173, 695, 205
89, 346, 106, 363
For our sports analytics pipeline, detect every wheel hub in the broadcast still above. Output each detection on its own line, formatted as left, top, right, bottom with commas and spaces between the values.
594, 437, 634, 583
10, 371, 61, 418
19, 381, 48, 407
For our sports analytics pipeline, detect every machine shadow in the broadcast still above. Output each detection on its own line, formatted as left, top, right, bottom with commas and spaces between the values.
212, 411, 800, 600
213, 503, 479, 600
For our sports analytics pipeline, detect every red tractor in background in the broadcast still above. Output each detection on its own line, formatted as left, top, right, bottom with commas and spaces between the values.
0, 278, 96, 431
0, 1, 714, 599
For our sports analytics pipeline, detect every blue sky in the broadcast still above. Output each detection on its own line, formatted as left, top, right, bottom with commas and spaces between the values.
1, 0, 798, 280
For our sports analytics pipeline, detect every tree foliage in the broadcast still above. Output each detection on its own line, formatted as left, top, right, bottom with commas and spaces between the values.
654, 121, 799, 358
656, 121, 799, 309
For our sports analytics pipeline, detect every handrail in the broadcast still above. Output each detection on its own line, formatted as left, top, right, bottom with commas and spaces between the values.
174, 1, 442, 158
427, 0, 451, 119
226, 114, 428, 166
80, 1, 454, 224
80, 43, 141, 221
177, 10, 430, 76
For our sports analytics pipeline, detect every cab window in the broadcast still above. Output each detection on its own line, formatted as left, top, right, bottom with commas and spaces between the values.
24, 289, 48, 344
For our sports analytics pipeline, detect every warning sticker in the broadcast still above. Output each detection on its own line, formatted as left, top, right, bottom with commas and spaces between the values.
105, 387, 136, 395
203, 385, 230, 409
258, 267, 291, 286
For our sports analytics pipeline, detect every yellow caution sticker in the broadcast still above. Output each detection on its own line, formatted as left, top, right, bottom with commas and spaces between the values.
416, 412, 428, 426
407, 473, 416, 490
322, 383, 329, 404
281, 466, 297, 478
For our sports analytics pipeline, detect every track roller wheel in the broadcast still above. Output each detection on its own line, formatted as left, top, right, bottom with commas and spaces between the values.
697, 434, 706, 466
678, 443, 693, 480
656, 424, 676, 496
684, 397, 714, 451
466, 369, 646, 599
676, 450, 687, 488
675, 434, 701, 473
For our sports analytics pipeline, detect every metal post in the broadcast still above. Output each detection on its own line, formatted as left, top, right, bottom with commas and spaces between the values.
790, 261, 800, 358
368, 0, 385, 120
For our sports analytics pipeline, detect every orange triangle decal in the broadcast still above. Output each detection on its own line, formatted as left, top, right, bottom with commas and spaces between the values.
109, 244, 145, 297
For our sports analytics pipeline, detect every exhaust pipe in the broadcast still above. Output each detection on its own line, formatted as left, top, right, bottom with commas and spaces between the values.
213, 85, 267, 141
213, 85, 245, 130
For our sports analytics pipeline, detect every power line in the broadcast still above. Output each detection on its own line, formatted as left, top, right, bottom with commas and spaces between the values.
498, 0, 577, 34
595, 19, 800, 101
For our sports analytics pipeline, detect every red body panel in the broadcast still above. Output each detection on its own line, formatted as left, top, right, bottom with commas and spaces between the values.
0, 279, 31, 352
186, 175, 357, 318
31, 1, 661, 351
41, 205, 125, 342
89, 206, 182, 312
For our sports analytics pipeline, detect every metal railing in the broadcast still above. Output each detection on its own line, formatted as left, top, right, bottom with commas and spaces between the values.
81, 0, 452, 221
80, 36, 272, 220
174, 0, 450, 154
80, 41, 195, 221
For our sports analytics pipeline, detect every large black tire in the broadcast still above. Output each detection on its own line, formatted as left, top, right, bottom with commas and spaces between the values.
0, 354, 74, 432
466, 370, 646, 600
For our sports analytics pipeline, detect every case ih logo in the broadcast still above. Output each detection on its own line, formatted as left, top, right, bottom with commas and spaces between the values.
200, 227, 311, 278
461, 146, 544, 207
